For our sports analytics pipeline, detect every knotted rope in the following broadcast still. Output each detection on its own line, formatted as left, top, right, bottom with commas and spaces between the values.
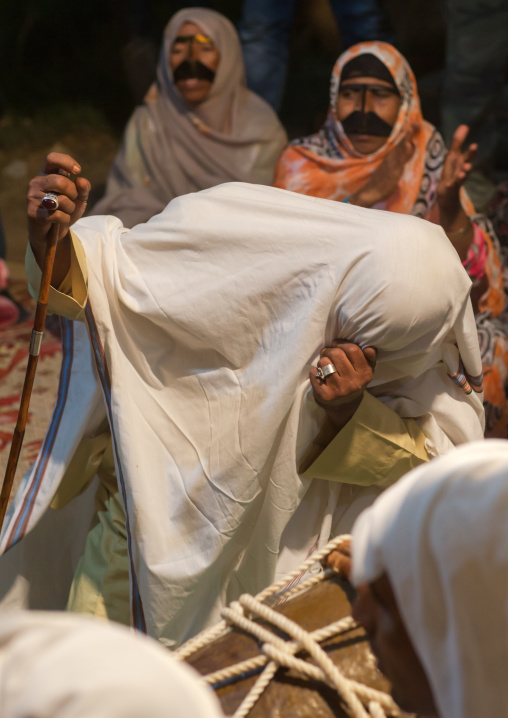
175, 535, 401, 718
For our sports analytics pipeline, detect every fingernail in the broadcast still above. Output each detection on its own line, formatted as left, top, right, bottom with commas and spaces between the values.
72, 165, 81, 174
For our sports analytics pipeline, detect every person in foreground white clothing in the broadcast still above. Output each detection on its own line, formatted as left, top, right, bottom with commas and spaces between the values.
329, 439, 508, 718
0, 611, 222, 717
0, 153, 484, 646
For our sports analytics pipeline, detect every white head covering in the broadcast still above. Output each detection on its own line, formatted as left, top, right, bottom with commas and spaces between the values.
0, 611, 223, 717
352, 439, 508, 718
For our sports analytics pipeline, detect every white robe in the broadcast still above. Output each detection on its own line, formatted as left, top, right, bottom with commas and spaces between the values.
0, 183, 484, 644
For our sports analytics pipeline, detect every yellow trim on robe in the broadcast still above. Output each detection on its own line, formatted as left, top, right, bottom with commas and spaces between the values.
56, 431, 130, 627
66, 489, 130, 627
302, 391, 428, 488
26, 229, 88, 321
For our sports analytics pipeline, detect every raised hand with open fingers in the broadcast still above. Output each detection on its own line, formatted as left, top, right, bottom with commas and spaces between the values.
434, 125, 477, 260
437, 124, 477, 219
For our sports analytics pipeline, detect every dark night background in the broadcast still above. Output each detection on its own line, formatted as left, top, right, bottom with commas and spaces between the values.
0, 0, 506, 262
0, 0, 448, 127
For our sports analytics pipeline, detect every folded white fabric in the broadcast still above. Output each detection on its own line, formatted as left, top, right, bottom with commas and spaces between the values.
0, 611, 223, 717
352, 439, 508, 718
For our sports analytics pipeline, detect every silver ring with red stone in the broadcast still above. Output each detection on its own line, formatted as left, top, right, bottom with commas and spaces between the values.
315, 362, 338, 381
41, 192, 59, 211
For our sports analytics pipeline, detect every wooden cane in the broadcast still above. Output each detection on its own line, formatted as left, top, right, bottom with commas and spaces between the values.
0, 221, 60, 531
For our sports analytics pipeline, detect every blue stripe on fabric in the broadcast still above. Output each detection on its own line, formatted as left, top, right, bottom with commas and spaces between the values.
7, 319, 74, 548
85, 303, 147, 633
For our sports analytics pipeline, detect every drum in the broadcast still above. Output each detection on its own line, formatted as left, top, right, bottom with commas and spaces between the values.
176, 538, 399, 718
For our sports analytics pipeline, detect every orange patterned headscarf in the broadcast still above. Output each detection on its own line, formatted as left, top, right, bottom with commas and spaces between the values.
274, 42, 437, 214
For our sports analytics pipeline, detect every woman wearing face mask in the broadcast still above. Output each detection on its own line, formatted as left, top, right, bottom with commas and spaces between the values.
91, 8, 287, 228
275, 42, 508, 438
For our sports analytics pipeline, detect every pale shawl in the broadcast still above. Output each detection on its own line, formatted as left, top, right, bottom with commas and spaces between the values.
352, 439, 508, 718
0, 611, 222, 718
1, 184, 484, 644
91, 8, 287, 227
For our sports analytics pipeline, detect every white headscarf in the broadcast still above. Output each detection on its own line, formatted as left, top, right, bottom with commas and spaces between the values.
352, 439, 508, 718
0, 611, 222, 717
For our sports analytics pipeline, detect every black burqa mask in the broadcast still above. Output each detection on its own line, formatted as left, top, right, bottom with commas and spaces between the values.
339, 54, 399, 138
172, 35, 217, 84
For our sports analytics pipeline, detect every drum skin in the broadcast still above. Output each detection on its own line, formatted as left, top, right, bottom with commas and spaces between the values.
187, 574, 393, 718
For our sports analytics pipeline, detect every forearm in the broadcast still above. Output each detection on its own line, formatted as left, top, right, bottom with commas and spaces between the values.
28, 224, 72, 288
436, 126, 478, 261
311, 391, 364, 454
438, 204, 473, 262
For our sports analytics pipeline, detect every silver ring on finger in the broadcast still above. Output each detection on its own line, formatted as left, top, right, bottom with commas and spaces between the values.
315, 362, 338, 381
40, 192, 59, 211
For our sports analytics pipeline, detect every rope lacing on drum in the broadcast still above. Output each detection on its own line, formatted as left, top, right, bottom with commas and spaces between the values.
174, 535, 401, 718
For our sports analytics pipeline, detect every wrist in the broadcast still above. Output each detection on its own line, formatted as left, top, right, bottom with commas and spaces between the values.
445, 220, 471, 237
28, 218, 55, 248
320, 392, 364, 431
315, 389, 364, 409
28, 234, 50, 267
28, 223, 71, 284
437, 194, 462, 231
444, 218, 473, 262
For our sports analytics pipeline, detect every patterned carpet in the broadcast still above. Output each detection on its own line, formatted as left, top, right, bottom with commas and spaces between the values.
0, 278, 62, 493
